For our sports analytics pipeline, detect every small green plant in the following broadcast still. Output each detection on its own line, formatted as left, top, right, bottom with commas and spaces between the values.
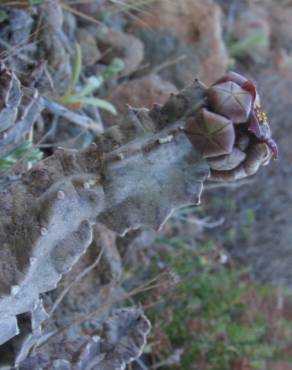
228, 32, 269, 58
0, 140, 43, 172
0, 11, 8, 22
142, 238, 290, 370
59, 44, 124, 115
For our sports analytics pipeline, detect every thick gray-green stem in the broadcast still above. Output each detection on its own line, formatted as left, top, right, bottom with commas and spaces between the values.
0, 81, 209, 345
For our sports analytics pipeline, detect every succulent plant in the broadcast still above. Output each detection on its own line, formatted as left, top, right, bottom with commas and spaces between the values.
0, 80, 209, 347
185, 71, 278, 181
0, 73, 275, 352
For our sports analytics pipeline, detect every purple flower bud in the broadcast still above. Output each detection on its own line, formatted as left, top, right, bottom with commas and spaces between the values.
207, 81, 253, 123
185, 108, 235, 158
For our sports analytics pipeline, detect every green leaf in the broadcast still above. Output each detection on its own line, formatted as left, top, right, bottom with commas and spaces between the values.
65, 96, 117, 115
76, 76, 104, 98
67, 43, 82, 96
0, 11, 8, 22
228, 32, 269, 58
0, 141, 43, 172
102, 58, 125, 80
227, 323, 265, 344
78, 97, 117, 114
251, 359, 267, 369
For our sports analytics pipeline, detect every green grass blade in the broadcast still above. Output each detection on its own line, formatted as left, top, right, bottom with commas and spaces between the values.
67, 43, 82, 95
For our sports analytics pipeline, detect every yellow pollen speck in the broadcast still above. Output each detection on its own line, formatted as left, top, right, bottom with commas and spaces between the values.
255, 106, 269, 123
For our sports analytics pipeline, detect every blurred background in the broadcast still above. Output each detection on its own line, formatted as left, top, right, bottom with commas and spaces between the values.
1, 0, 292, 369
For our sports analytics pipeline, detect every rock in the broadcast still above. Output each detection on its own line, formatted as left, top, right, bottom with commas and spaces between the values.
38, 0, 72, 94
230, 9, 270, 63
74, 0, 107, 17
91, 27, 144, 76
230, 0, 292, 61
0, 9, 34, 74
268, 0, 292, 53
102, 74, 178, 125
76, 28, 101, 66
63, 11, 77, 41
129, 0, 228, 87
